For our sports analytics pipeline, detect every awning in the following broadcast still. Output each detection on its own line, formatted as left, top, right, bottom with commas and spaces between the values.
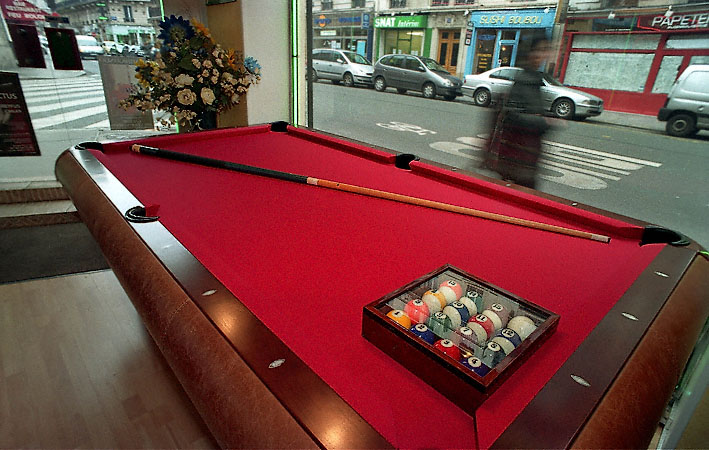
1, 0, 50, 23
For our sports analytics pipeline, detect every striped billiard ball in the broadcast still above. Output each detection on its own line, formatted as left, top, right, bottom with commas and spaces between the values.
464, 290, 484, 311
451, 326, 481, 357
404, 298, 430, 324
442, 301, 470, 329
468, 313, 495, 340
386, 309, 411, 329
434, 339, 461, 360
438, 280, 463, 303
458, 295, 478, 317
410, 323, 436, 344
462, 356, 490, 377
482, 303, 509, 331
494, 328, 522, 348
422, 290, 447, 314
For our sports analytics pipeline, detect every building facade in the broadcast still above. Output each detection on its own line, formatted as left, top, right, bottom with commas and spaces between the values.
54, 0, 157, 45
559, 0, 709, 114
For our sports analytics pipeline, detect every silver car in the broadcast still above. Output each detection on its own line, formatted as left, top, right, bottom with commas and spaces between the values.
462, 67, 603, 119
311, 49, 374, 87
372, 54, 463, 101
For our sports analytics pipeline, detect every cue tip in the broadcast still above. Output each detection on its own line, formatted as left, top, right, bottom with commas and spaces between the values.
592, 234, 611, 243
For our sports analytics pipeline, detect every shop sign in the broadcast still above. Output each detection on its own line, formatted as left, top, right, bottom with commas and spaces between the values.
374, 15, 427, 28
0, 0, 49, 23
315, 14, 331, 27
0, 71, 40, 156
362, 12, 370, 29
638, 12, 709, 31
468, 8, 556, 29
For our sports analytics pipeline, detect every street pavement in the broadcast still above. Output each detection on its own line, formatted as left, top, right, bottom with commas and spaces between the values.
2, 62, 668, 182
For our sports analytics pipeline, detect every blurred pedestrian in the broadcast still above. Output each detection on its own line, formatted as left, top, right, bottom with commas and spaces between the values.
480, 36, 554, 189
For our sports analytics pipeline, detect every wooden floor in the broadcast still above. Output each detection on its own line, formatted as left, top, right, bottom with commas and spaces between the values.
0, 270, 218, 449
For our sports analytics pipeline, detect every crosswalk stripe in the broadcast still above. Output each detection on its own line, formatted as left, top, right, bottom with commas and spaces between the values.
31, 104, 109, 129
22, 86, 105, 99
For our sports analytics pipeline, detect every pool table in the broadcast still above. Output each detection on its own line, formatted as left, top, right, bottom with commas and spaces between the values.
55, 122, 709, 449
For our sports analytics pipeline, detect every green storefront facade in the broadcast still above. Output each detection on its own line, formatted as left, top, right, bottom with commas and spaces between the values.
373, 15, 432, 61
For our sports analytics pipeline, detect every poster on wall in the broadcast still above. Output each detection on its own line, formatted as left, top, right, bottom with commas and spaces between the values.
0, 71, 41, 156
45, 27, 82, 71
98, 56, 153, 130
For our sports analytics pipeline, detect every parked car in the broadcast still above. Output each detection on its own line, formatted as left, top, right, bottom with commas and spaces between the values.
373, 54, 463, 100
102, 40, 128, 55
657, 65, 709, 137
461, 67, 604, 119
75, 35, 105, 59
311, 49, 373, 87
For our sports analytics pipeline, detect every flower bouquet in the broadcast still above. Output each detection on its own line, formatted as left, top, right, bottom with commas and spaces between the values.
119, 15, 261, 131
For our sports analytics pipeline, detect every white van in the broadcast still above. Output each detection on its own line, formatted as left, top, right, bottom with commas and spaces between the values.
76, 35, 105, 59
657, 65, 709, 137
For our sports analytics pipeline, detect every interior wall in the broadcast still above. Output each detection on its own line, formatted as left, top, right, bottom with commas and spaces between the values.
241, 0, 291, 125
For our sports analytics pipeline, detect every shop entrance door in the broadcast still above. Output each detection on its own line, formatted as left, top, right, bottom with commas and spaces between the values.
494, 30, 518, 68
437, 30, 460, 75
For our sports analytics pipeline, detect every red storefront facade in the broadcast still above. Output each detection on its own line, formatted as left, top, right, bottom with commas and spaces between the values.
556, 9, 709, 116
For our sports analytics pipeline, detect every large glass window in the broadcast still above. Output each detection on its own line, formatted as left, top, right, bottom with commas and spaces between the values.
564, 52, 654, 91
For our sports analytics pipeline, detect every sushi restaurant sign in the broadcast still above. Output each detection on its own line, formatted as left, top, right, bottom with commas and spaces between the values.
374, 15, 427, 28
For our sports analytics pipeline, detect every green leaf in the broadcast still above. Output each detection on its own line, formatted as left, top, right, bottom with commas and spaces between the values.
178, 55, 196, 71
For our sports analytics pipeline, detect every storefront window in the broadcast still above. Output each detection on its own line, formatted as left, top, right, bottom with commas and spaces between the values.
652, 55, 684, 93
665, 34, 709, 49
571, 33, 660, 50
383, 29, 424, 55
564, 52, 654, 92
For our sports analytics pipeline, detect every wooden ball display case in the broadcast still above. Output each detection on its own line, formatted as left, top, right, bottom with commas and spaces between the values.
362, 264, 560, 415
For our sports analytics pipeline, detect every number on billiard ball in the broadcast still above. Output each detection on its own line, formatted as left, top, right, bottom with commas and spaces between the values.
462, 356, 490, 377
438, 280, 463, 303
404, 298, 430, 324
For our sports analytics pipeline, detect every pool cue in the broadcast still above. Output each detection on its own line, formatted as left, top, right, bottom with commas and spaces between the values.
130, 144, 611, 243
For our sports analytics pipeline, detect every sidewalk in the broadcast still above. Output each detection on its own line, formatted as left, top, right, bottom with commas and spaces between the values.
586, 109, 665, 133
2, 57, 86, 80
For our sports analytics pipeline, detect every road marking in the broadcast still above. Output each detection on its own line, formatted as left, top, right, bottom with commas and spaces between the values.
428, 136, 662, 190
31, 104, 109, 129
376, 121, 437, 135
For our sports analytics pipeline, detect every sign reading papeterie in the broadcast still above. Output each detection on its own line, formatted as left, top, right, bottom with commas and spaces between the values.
0, 71, 40, 156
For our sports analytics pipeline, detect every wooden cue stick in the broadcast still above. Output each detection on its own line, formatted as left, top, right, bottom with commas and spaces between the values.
130, 144, 611, 243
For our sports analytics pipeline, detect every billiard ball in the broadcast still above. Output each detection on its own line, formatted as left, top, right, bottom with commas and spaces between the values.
468, 313, 494, 340
462, 356, 490, 377
404, 298, 430, 324
482, 303, 509, 331
442, 301, 470, 329
508, 315, 537, 340
427, 311, 453, 338
491, 336, 516, 356
458, 295, 478, 317
464, 290, 484, 311
451, 326, 481, 357
482, 341, 506, 367
434, 339, 461, 360
494, 328, 522, 347
386, 309, 411, 329
410, 323, 436, 344
422, 290, 447, 314
438, 280, 463, 303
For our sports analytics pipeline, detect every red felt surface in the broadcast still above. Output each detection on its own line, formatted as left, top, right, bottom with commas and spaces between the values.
94, 126, 662, 449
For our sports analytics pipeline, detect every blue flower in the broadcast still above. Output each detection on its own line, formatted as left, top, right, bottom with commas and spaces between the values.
244, 56, 261, 73
157, 15, 195, 46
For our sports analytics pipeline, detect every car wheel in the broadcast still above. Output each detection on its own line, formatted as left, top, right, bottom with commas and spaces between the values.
374, 76, 386, 92
666, 114, 697, 137
422, 82, 436, 99
552, 98, 575, 119
474, 88, 491, 107
343, 72, 354, 87
396, 88, 407, 94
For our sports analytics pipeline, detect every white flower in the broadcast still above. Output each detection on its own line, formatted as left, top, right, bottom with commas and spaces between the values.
192, 58, 201, 69
177, 88, 197, 106
211, 75, 219, 84
203, 60, 213, 69
231, 93, 240, 103
175, 74, 194, 87
200, 87, 216, 105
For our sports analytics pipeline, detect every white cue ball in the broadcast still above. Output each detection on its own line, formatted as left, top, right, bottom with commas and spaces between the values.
508, 315, 537, 340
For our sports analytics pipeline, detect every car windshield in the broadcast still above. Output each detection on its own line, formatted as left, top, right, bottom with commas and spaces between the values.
542, 73, 564, 87
421, 57, 448, 73
77, 37, 98, 46
343, 51, 370, 65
